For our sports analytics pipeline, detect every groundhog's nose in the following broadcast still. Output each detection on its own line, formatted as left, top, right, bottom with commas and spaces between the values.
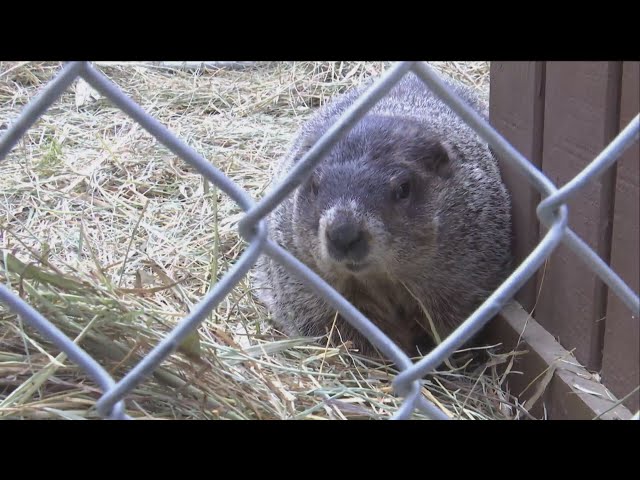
326, 222, 369, 262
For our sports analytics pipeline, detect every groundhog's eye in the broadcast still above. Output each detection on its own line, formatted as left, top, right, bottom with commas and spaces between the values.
394, 181, 411, 201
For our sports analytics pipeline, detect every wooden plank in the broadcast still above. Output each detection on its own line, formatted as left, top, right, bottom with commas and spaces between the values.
601, 61, 640, 413
535, 62, 623, 370
481, 301, 633, 420
489, 62, 545, 313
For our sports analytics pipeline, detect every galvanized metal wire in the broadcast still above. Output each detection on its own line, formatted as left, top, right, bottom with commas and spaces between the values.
1, 61, 638, 420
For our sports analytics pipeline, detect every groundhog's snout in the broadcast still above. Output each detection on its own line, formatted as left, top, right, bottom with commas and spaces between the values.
325, 220, 369, 264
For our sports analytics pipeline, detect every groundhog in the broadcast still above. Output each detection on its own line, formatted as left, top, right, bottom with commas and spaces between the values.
252, 70, 513, 358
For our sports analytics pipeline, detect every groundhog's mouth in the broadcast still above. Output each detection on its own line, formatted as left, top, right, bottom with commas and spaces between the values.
344, 262, 368, 272
319, 256, 373, 277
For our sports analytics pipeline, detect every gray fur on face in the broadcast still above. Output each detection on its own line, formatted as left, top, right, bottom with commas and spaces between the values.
252, 71, 513, 357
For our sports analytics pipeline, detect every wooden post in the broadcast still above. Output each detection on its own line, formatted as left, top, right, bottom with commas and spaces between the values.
489, 62, 546, 313
535, 62, 623, 371
601, 61, 640, 412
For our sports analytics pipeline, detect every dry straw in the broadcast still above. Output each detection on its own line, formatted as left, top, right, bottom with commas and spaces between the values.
0, 61, 529, 420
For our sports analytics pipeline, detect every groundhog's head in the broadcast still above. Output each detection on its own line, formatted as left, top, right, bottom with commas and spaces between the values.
291, 114, 456, 280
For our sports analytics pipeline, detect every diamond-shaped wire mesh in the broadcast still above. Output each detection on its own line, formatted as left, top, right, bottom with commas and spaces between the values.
0, 61, 638, 420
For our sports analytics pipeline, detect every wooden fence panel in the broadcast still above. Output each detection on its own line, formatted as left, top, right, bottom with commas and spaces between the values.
534, 62, 622, 371
489, 62, 546, 313
602, 61, 640, 412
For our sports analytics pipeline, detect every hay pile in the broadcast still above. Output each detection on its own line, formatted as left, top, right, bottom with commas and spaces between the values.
0, 61, 527, 420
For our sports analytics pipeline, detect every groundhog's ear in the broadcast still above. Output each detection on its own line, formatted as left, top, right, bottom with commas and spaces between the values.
421, 140, 454, 179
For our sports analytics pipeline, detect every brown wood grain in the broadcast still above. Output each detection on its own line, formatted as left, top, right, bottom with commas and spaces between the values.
601, 61, 640, 413
482, 301, 633, 420
489, 62, 545, 313
535, 62, 623, 371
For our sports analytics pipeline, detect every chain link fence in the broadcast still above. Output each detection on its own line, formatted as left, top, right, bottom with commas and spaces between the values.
0, 61, 638, 420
